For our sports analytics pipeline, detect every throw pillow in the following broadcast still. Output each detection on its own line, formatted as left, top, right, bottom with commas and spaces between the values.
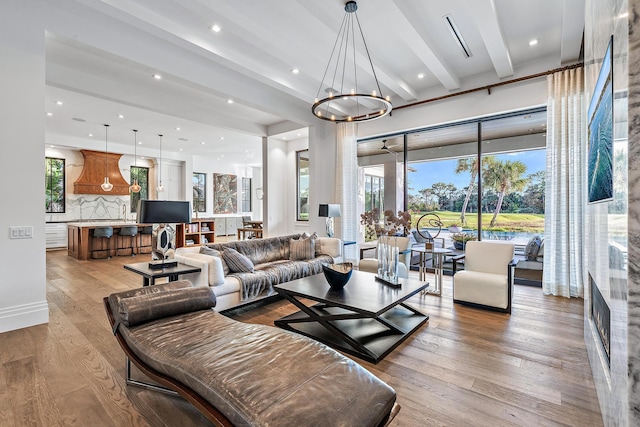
536, 239, 545, 262
301, 231, 320, 256
221, 247, 255, 273
290, 236, 315, 261
525, 236, 542, 261
200, 245, 230, 275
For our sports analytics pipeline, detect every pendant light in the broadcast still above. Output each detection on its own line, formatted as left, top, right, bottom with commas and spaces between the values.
156, 134, 165, 194
129, 129, 141, 193
101, 124, 114, 192
312, 1, 392, 122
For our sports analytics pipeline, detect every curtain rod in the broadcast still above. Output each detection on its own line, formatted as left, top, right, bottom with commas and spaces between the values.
394, 62, 584, 112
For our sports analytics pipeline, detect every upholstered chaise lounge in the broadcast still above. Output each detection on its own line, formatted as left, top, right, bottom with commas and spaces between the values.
105, 281, 399, 427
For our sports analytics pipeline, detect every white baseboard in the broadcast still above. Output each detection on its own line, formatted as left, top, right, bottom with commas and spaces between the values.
0, 301, 49, 333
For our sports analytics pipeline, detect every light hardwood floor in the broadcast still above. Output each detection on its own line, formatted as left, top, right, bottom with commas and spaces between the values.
0, 249, 603, 426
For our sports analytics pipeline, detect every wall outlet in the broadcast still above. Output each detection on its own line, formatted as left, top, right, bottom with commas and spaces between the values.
9, 226, 33, 239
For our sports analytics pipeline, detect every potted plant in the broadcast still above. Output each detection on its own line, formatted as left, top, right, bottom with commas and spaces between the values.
452, 232, 476, 250
448, 222, 463, 233
360, 209, 412, 240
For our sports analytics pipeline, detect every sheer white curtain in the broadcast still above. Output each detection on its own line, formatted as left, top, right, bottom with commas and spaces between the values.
543, 67, 586, 297
335, 123, 358, 260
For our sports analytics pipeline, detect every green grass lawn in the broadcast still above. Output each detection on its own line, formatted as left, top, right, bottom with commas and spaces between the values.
411, 210, 545, 234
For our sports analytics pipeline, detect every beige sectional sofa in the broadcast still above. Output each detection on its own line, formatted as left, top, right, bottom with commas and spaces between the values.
175, 234, 343, 311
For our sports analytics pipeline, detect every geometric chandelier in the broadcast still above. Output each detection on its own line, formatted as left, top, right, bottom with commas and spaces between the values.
312, 1, 392, 123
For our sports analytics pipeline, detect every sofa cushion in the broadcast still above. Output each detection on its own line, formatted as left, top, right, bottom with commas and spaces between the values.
536, 239, 545, 262
290, 236, 315, 260
525, 236, 542, 261
222, 248, 255, 273
118, 287, 216, 327
301, 231, 320, 256
200, 245, 230, 275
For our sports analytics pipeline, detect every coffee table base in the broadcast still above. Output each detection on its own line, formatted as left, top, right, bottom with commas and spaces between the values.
275, 303, 428, 364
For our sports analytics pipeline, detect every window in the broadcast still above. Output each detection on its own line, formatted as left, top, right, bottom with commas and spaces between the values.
364, 172, 384, 214
130, 166, 149, 212
193, 172, 206, 212
45, 157, 65, 213
241, 177, 252, 212
296, 150, 309, 221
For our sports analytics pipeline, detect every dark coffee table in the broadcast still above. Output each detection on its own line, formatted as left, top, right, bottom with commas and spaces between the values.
124, 261, 201, 287
274, 270, 429, 363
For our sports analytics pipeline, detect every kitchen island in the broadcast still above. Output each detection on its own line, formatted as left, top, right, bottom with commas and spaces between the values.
67, 222, 152, 260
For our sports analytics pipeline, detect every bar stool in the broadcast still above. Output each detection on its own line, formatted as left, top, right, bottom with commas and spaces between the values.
92, 226, 114, 259
138, 225, 153, 254
118, 225, 138, 256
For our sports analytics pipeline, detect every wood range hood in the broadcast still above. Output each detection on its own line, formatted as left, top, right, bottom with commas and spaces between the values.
73, 149, 130, 195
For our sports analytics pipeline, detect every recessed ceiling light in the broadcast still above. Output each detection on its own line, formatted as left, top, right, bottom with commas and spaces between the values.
297, 133, 301, 137
417, 73, 425, 79
227, 99, 234, 104
153, 74, 162, 80
291, 68, 300, 74
56, 101, 63, 105
88, 133, 93, 137
529, 39, 538, 46
219, 136, 224, 140
211, 24, 221, 33
72, 117, 86, 122
221, 154, 224, 158
179, 148, 183, 151
46, 112, 53, 116
118, 114, 124, 119
175, 127, 181, 131
201, 141, 206, 145
50, 145, 55, 148
178, 137, 188, 141
283, 136, 287, 140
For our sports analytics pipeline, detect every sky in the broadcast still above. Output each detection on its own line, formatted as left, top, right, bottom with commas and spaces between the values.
407, 149, 546, 195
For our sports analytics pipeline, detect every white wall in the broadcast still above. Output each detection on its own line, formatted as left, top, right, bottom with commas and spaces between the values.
265, 138, 288, 236
191, 155, 259, 218
357, 79, 547, 140
0, 1, 49, 332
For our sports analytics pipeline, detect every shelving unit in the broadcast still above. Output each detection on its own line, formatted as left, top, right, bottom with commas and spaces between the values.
176, 218, 215, 248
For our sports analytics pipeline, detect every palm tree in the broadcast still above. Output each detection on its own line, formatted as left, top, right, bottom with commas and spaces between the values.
484, 160, 529, 227
455, 156, 495, 224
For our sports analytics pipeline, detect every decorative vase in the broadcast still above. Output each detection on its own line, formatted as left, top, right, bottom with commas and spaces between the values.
454, 240, 465, 250
376, 242, 399, 284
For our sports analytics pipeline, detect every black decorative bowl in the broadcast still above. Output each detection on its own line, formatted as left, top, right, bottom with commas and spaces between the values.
322, 262, 353, 288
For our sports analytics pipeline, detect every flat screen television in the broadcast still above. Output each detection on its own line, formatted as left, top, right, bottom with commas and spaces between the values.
587, 35, 614, 204
137, 200, 192, 224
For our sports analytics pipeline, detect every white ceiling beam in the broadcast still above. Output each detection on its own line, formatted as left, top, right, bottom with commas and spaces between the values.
468, 0, 514, 78
390, 0, 461, 91
561, 0, 585, 63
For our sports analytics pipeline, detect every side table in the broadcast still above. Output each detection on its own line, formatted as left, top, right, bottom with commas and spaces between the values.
124, 261, 201, 287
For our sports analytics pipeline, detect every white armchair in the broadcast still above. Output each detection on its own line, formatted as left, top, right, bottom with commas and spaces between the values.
358, 236, 410, 279
452, 241, 516, 313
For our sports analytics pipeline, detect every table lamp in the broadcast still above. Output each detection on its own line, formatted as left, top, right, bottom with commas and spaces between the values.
137, 200, 192, 269
318, 204, 341, 238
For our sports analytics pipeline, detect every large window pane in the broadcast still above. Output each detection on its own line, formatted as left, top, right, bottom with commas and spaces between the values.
130, 166, 149, 212
192, 172, 206, 212
296, 150, 309, 221
45, 157, 65, 213
242, 177, 252, 212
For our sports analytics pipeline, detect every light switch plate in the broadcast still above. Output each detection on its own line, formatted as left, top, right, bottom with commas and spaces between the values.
9, 226, 33, 239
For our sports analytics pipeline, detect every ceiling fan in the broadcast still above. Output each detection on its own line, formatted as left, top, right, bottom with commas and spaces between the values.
381, 140, 399, 158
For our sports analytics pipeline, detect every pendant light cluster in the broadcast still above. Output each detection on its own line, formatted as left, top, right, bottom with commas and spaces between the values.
98, 125, 165, 197
100, 124, 114, 192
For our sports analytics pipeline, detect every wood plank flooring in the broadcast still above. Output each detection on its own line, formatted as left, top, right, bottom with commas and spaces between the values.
0, 249, 603, 426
